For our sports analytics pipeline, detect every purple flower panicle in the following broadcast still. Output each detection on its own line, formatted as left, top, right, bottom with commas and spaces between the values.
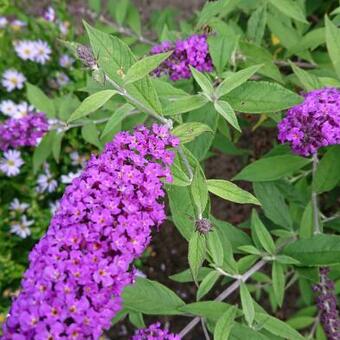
278, 88, 340, 156
0, 113, 48, 151
313, 267, 340, 339
150, 35, 213, 81
132, 322, 181, 340
2, 124, 178, 339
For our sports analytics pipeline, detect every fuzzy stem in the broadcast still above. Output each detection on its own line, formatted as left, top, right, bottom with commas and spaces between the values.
312, 153, 321, 235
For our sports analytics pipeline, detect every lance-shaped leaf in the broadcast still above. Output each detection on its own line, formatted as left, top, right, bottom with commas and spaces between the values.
216, 64, 263, 98
268, 0, 308, 23
197, 271, 220, 300
191, 167, 209, 215
189, 66, 214, 97
207, 179, 260, 205
68, 90, 117, 122
124, 51, 172, 84
272, 261, 285, 307
325, 16, 340, 79
251, 210, 276, 254
214, 306, 237, 340
26, 83, 55, 118
240, 282, 255, 326
188, 232, 206, 283
173, 122, 212, 144
214, 100, 241, 131
163, 95, 208, 116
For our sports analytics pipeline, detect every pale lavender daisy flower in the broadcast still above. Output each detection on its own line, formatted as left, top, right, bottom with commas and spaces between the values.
10, 215, 34, 238
1, 69, 26, 92
0, 150, 24, 176
9, 198, 29, 213
33, 40, 51, 64
14, 40, 36, 61
10, 20, 26, 31
0, 100, 17, 117
36, 165, 58, 193
43, 7, 55, 22
0, 16, 8, 29
59, 54, 74, 68
61, 170, 81, 184
56, 72, 69, 87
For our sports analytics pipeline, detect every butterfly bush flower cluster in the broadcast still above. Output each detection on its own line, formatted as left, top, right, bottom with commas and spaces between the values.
1, 69, 26, 92
0, 113, 48, 151
2, 124, 178, 339
150, 34, 213, 81
313, 267, 340, 339
278, 88, 340, 156
132, 322, 180, 340
14, 40, 51, 64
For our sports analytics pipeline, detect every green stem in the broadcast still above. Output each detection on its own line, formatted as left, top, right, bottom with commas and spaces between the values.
312, 153, 321, 235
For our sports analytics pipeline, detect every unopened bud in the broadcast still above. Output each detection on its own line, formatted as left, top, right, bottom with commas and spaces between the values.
195, 218, 212, 234
76, 45, 97, 69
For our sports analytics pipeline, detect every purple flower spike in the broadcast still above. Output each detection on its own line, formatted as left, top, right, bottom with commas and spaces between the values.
313, 267, 340, 339
278, 88, 340, 156
2, 124, 178, 339
132, 322, 181, 340
0, 113, 48, 151
150, 35, 213, 81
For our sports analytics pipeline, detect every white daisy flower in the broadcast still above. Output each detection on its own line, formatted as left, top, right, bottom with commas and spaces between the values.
59, 54, 74, 68
10, 215, 33, 238
0, 100, 18, 117
9, 198, 29, 213
14, 40, 36, 61
14, 101, 34, 119
0, 16, 8, 29
33, 40, 51, 64
61, 170, 81, 184
1, 69, 26, 92
0, 150, 24, 177
58, 21, 69, 36
49, 200, 60, 215
36, 166, 58, 193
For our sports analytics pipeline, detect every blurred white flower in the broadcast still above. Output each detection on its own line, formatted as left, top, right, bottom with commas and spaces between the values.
49, 200, 60, 215
43, 7, 56, 22
59, 54, 74, 68
36, 166, 58, 193
61, 170, 81, 184
10, 20, 26, 31
34, 40, 51, 64
1, 69, 26, 92
14, 40, 36, 61
0, 16, 8, 29
70, 151, 87, 167
10, 215, 33, 238
58, 20, 69, 36
56, 72, 69, 87
0, 150, 24, 176
15, 101, 34, 119
10, 198, 29, 213
0, 100, 17, 117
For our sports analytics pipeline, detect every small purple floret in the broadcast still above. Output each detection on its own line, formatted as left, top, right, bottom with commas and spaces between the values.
0, 113, 48, 151
150, 35, 213, 81
132, 322, 181, 340
278, 88, 340, 156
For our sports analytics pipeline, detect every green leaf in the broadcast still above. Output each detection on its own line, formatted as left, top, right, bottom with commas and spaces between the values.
124, 52, 172, 84
188, 232, 206, 283
206, 230, 224, 267
173, 122, 212, 144
268, 0, 307, 23
189, 66, 214, 96
197, 271, 220, 300
26, 83, 55, 118
253, 182, 293, 229
240, 282, 255, 326
214, 306, 237, 340
101, 103, 134, 138
214, 100, 241, 131
191, 167, 208, 215
287, 316, 314, 330
289, 61, 322, 91
163, 95, 208, 116
208, 31, 238, 75
247, 4, 267, 45
216, 65, 263, 98
251, 210, 276, 254
283, 234, 340, 266
33, 132, 55, 173
178, 301, 231, 322
170, 267, 213, 283
126, 3, 141, 35
196, 0, 234, 27
272, 261, 285, 307
68, 90, 116, 122
234, 155, 311, 182
52, 132, 64, 163
299, 201, 313, 239
114, 0, 129, 24
313, 146, 340, 193
128, 312, 145, 328
325, 16, 340, 79
255, 313, 304, 339
224, 81, 303, 113
88, 0, 101, 13
170, 152, 191, 187
122, 278, 185, 315
167, 185, 195, 240
207, 179, 260, 205
81, 122, 102, 149
275, 255, 300, 265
